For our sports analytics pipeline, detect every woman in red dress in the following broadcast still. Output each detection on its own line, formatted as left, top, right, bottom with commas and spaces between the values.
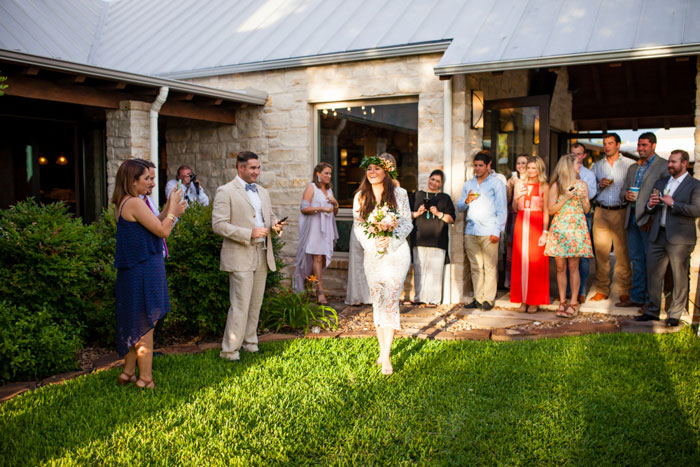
510, 156, 550, 312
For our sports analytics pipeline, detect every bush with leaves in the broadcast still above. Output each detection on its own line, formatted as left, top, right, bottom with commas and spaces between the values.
260, 277, 338, 334
0, 200, 115, 342
165, 202, 288, 337
0, 301, 82, 381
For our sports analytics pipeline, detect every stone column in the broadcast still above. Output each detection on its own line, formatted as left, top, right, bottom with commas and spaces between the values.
691, 57, 700, 325
105, 101, 151, 197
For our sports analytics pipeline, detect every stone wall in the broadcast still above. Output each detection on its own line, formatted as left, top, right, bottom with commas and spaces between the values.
168, 56, 573, 299
105, 101, 151, 196
177, 54, 446, 294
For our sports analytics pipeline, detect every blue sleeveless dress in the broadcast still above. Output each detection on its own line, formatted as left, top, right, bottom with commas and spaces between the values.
114, 213, 170, 357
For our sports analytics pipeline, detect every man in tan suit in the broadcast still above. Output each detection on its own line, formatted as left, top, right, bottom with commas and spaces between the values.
212, 151, 284, 361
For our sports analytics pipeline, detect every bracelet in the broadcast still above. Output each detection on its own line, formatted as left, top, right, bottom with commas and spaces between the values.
167, 214, 177, 222
542, 230, 549, 234
439, 213, 445, 220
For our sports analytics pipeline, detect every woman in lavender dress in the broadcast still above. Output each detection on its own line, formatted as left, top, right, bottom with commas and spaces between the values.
293, 162, 339, 303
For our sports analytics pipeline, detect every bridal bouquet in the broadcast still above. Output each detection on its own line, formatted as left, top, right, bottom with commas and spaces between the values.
361, 204, 400, 254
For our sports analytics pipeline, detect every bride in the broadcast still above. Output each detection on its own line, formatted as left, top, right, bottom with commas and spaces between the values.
352, 153, 413, 375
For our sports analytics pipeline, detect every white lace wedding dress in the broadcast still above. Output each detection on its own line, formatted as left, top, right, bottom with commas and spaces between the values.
352, 187, 413, 330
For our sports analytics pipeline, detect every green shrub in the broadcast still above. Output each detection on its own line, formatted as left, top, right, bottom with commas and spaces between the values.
164, 203, 232, 337
0, 199, 114, 343
261, 281, 338, 334
165, 203, 288, 338
0, 301, 81, 381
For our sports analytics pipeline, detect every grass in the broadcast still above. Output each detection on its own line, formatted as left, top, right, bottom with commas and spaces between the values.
2, 329, 700, 466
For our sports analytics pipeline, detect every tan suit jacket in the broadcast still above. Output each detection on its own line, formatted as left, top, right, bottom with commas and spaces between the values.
212, 178, 278, 272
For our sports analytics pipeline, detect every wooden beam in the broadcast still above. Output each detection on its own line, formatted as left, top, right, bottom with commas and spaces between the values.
4, 74, 120, 108
4, 73, 238, 124
97, 81, 128, 90
659, 60, 668, 97
172, 93, 194, 101
591, 66, 602, 103
624, 64, 635, 101
160, 101, 236, 124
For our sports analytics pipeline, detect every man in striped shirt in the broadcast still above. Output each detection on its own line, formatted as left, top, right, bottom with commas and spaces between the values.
590, 133, 634, 303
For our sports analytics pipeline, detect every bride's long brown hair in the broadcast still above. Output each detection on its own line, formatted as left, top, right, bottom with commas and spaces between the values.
356, 153, 398, 219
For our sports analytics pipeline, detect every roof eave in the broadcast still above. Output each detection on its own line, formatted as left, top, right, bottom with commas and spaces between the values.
159, 40, 452, 80
434, 43, 700, 75
0, 49, 268, 105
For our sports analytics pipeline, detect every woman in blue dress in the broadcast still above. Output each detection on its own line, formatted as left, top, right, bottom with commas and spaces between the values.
112, 159, 186, 389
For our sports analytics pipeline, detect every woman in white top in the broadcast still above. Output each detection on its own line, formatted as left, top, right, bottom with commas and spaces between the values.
352, 153, 412, 375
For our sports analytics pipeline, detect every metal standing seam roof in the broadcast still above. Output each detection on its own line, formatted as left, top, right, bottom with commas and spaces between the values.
1, 0, 699, 79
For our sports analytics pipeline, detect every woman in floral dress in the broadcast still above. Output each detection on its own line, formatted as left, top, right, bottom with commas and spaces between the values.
545, 153, 594, 318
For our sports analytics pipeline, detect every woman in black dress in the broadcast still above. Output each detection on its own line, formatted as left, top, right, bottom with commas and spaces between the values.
410, 170, 455, 306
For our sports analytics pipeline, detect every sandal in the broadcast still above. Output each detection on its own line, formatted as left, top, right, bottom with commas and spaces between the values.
563, 303, 579, 318
527, 305, 539, 313
118, 371, 137, 386
517, 303, 527, 313
135, 378, 156, 390
318, 294, 328, 305
556, 300, 569, 317
425, 303, 438, 308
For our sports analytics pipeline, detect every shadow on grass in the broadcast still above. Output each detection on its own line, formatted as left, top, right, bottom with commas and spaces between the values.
2, 331, 700, 464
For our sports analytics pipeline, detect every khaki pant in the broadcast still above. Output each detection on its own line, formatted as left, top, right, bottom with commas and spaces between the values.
221, 244, 268, 358
465, 235, 499, 303
593, 207, 631, 296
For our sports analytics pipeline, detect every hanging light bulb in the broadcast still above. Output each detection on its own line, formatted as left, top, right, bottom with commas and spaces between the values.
38, 155, 48, 165
56, 153, 68, 165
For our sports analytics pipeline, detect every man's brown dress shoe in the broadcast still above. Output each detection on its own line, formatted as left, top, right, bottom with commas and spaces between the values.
615, 295, 643, 307
590, 293, 608, 301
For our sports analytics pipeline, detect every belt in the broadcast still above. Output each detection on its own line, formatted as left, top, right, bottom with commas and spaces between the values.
598, 204, 625, 211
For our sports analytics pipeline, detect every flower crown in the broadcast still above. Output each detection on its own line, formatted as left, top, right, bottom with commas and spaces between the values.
359, 155, 398, 179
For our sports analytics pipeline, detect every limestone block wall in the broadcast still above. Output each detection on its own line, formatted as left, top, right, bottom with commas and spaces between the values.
168, 56, 573, 300
105, 101, 151, 197
179, 54, 446, 295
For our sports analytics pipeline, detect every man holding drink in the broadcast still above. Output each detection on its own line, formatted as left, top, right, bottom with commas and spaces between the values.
619, 132, 668, 309
590, 133, 635, 303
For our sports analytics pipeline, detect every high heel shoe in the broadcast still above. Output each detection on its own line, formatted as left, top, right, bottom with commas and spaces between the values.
118, 371, 137, 386
135, 378, 156, 389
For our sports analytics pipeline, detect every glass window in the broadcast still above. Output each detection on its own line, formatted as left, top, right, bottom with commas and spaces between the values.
318, 102, 418, 208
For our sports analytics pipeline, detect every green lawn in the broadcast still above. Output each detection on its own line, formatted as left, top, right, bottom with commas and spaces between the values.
2, 330, 700, 466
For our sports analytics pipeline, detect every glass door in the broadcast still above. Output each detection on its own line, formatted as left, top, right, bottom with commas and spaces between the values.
483, 95, 551, 175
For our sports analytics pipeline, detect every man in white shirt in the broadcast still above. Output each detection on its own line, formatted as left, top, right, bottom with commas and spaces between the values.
635, 150, 700, 327
165, 165, 210, 206
590, 133, 634, 303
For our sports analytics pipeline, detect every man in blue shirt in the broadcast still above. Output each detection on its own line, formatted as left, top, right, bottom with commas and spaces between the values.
457, 150, 507, 311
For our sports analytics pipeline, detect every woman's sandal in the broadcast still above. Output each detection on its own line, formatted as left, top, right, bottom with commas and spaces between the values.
118, 371, 137, 386
527, 305, 539, 313
563, 303, 579, 318
135, 378, 156, 389
517, 303, 528, 313
317, 294, 329, 305
556, 300, 569, 317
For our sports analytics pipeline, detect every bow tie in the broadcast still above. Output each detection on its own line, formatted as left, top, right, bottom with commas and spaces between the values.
245, 183, 257, 193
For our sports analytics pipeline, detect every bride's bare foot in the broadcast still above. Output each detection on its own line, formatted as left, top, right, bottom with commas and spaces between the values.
318, 293, 328, 305
381, 360, 393, 375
